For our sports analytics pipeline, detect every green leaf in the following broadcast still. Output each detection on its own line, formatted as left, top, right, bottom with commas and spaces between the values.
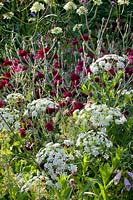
99, 163, 112, 187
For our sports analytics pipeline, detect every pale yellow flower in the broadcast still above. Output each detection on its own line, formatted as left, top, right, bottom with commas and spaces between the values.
63, 1, 77, 11
3, 12, 14, 19
76, 6, 88, 15
51, 27, 63, 34
0, 2, 4, 10
93, 0, 103, 5
30, 2, 45, 13
117, 0, 129, 5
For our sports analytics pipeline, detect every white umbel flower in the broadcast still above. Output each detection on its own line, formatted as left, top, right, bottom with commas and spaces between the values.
30, 2, 45, 13
63, 1, 77, 11
90, 54, 126, 74
76, 6, 88, 15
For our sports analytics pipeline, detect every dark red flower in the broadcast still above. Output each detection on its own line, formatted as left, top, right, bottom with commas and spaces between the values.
50, 90, 56, 97
22, 66, 28, 71
19, 128, 26, 138
53, 53, 58, 59
71, 39, 78, 46
128, 49, 133, 64
53, 61, 61, 68
53, 74, 62, 87
63, 91, 72, 98
37, 71, 44, 79
38, 49, 44, 59
3, 72, 11, 79
78, 47, 83, 53
12, 58, 20, 65
95, 77, 100, 82
81, 34, 89, 41
71, 80, 80, 87
0, 79, 8, 89
46, 107, 56, 115
45, 121, 54, 131
43, 47, 49, 53
84, 67, 92, 76
3, 59, 12, 66
54, 74, 62, 81
71, 73, 80, 81
20, 119, 32, 129
0, 100, 5, 108
125, 67, 133, 75
108, 67, 115, 76
58, 101, 66, 108
52, 69, 58, 76
76, 61, 83, 72
73, 101, 84, 110
87, 54, 94, 59
18, 50, 29, 57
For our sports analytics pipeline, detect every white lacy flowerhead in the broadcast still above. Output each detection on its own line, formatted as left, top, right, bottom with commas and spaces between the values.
90, 54, 126, 74
73, 103, 127, 129
76, 129, 113, 159
0, 108, 20, 131
36, 142, 76, 185
24, 98, 57, 117
6, 93, 24, 103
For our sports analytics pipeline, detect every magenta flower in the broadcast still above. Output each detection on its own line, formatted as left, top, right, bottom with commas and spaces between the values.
124, 178, 131, 191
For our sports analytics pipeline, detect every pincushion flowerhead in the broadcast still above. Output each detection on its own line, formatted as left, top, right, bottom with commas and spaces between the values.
76, 6, 88, 15
30, 2, 45, 13
63, 1, 77, 11
117, 0, 129, 5
51, 27, 63, 35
